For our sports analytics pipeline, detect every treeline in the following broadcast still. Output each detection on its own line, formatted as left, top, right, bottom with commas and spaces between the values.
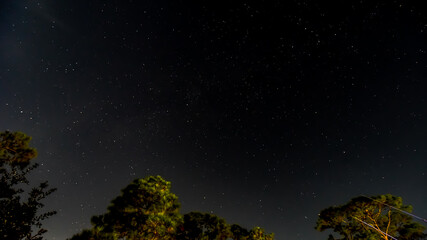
0, 131, 273, 240
69, 175, 273, 240
1, 131, 426, 240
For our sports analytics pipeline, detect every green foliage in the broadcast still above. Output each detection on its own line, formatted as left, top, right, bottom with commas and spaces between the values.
0, 131, 56, 240
76, 175, 182, 240
0, 131, 37, 167
69, 175, 274, 240
248, 227, 275, 240
315, 194, 426, 240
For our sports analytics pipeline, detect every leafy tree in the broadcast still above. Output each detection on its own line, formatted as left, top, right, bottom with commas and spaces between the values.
177, 212, 231, 240
315, 194, 426, 240
229, 225, 274, 240
176, 213, 274, 240
69, 175, 274, 240
230, 224, 250, 240
70, 175, 182, 240
0, 131, 56, 240
247, 227, 274, 240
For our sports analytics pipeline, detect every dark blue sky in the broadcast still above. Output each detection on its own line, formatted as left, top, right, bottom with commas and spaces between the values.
1, 1, 426, 239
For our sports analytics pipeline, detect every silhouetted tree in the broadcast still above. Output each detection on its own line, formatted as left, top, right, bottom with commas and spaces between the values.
230, 224, 250, 240
67, 229, 99, 240
0, 131, 56, 240
316, 194, 426, 240
177, 212, 231, 240
176, 213, 274, 240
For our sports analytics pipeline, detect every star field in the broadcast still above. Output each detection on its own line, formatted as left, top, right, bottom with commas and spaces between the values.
1, 1, 427, 239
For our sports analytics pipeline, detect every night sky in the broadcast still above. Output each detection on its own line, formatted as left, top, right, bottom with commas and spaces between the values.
1, 1, 427, 239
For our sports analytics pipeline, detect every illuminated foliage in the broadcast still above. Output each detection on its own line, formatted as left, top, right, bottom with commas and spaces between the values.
315, 194, 426, 240
69, 175, 274, 240
71, 175, 182, 240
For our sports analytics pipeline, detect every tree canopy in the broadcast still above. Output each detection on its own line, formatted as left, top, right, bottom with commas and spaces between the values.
0, 131, 56, 240
315, 194, 426, 240
69, 175, 274, 240
90, 175, 182, 239
176, 212, 274, 240
177, 212, 230, 240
